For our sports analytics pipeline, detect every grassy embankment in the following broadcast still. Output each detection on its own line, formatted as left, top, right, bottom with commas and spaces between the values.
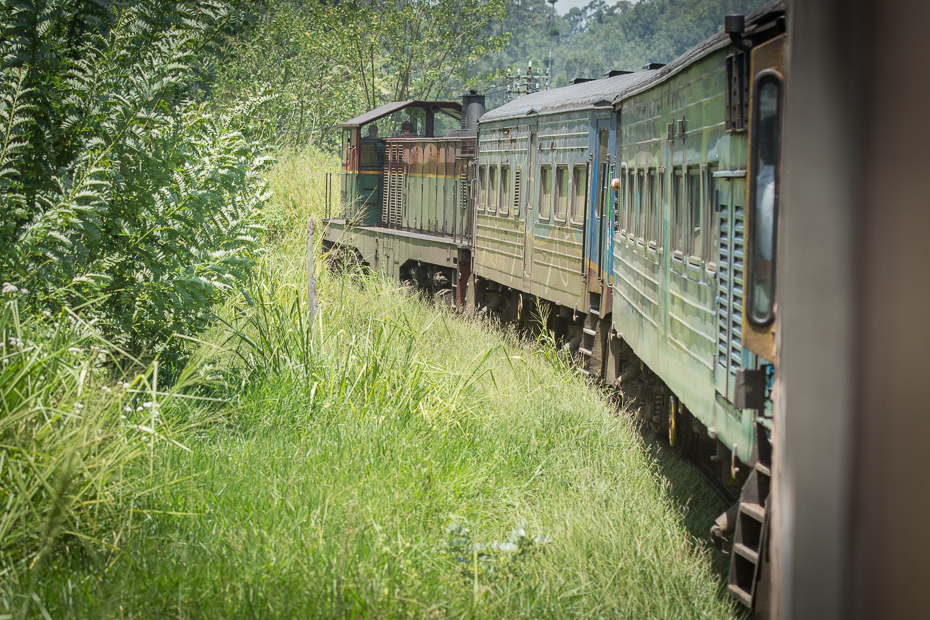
3, 149, 736, 618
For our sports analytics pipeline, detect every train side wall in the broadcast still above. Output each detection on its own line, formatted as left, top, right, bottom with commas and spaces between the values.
613, 48, 759, 455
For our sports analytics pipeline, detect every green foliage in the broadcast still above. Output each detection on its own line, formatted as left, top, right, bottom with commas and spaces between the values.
472, 0, 768, 108
214, 2, 366, 151
0, 0, 273, 364
216, 0, 511, 149
0, 296, 196, 619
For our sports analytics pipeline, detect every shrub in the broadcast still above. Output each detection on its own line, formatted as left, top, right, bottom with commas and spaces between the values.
0, 0, 271, 365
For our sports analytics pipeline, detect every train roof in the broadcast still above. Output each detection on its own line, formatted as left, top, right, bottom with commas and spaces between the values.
339, 100, 461, 128
479, 71, 657, 123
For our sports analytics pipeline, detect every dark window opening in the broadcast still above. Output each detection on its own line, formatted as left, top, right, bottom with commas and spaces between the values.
747, 73, 782, 325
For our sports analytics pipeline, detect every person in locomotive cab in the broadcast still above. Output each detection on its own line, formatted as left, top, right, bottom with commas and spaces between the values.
400, 121, 415, 137
362, 123, 384, 168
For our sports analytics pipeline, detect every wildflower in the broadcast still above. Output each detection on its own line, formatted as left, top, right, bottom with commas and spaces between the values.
101, 385, 111, 392
124, 406, 132, 412
1, 282, 17, 294
68, 347, 82, 354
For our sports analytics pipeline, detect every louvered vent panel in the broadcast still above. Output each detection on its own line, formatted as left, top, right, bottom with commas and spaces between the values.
717, 202, 746, 386
729, 205, 745, 377
384, 145, 403, 228
513, 169, 521, 214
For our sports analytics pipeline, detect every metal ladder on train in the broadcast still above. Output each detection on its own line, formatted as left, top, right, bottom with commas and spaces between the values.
728, 422, 773, 611
579, 292, 603, 378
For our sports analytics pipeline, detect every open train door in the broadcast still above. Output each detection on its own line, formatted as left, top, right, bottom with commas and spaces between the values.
586, 118, 612, 294
522, 120, 538, 293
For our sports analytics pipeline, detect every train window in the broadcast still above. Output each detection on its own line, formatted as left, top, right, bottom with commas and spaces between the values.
342, 130, 352, 169
671, 168, 684, 259
570, 165, 587, 224
489, 165, 498, 215
624, 168, 634, 234
747, 73, 782, 325
688, 167, 702, 263
645, 170, 656, 247
433, 106, 461, 137
539, 165, 552, 221
657, 168, 665, 252
705, 165, 718, 271
636, 171, 645, 243
477, 166, 486, 212
597, 130, 609, 220
554, 165, 568, 221
499, 166, 510, 216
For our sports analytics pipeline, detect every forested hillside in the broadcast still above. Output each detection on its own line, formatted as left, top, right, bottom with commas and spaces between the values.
470, 0, 769, 108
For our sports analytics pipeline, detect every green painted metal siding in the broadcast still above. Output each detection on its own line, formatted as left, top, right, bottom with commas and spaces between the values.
613, 48, 757, 456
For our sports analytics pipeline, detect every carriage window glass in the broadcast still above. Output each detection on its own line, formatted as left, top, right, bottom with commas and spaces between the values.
489, 165, 498, 214
706, 166, 719, 271
477, 166, 486, 212
636, 171, 645, 242
499, 166, 510, 216
342, 130, 352, 168
671, 168, 684, 258
555, 165, 568, 221
748, 75, 782, 325
646, 170, 656, 247
539, 165, 552, 220
571, 165, 587, 224
688, 167, 702, 262
597, 130, 609, 219
657, 169, 665, 252
433, 106, 462, 137
625, 169, 634, 233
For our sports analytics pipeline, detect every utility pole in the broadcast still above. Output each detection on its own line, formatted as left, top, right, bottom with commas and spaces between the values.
547, 0, 558, 90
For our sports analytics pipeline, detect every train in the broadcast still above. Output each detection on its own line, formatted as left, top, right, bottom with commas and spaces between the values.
322, 0, 786, 610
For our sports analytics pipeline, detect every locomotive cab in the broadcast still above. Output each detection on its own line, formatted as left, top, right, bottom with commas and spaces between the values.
338, 101, 464, 226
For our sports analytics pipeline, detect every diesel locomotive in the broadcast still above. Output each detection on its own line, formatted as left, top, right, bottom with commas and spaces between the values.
323, 0, 786, 610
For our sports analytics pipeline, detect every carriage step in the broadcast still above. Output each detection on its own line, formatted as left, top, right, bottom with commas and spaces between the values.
582, 327, 597, 336
740, 502, 765, 523
579, 347, 593, 357
733, 542, 759, 564
727, 584, 753, 608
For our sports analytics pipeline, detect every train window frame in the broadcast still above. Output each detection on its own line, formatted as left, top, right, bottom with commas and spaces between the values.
671, 167, 684, 261
636, 170, 646, 245
554, 164, 569, 222
746, 70, 783, 327
705, 164, 719, 272
499, 165, 511, 216
538, 164, 552, 221
477, 165, 486, 213
570, 164, 587, 225
657, 167, 666, 253
688, 166, 703, 265
488, 165, 498, 215
621, 166, 636, 235
645, 169, 657, 250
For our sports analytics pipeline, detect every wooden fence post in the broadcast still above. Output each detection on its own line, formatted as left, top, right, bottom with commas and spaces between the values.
307, 217, 318, 324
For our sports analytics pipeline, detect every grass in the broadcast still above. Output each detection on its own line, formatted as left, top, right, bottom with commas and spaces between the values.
1, 147, 737, 618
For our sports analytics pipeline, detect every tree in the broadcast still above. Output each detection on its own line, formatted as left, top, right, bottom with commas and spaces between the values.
338, 0, 511, 107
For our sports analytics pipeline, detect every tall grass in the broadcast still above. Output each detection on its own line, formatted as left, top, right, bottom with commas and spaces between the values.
7, 148, 737, 618
0, 296, 205, 618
